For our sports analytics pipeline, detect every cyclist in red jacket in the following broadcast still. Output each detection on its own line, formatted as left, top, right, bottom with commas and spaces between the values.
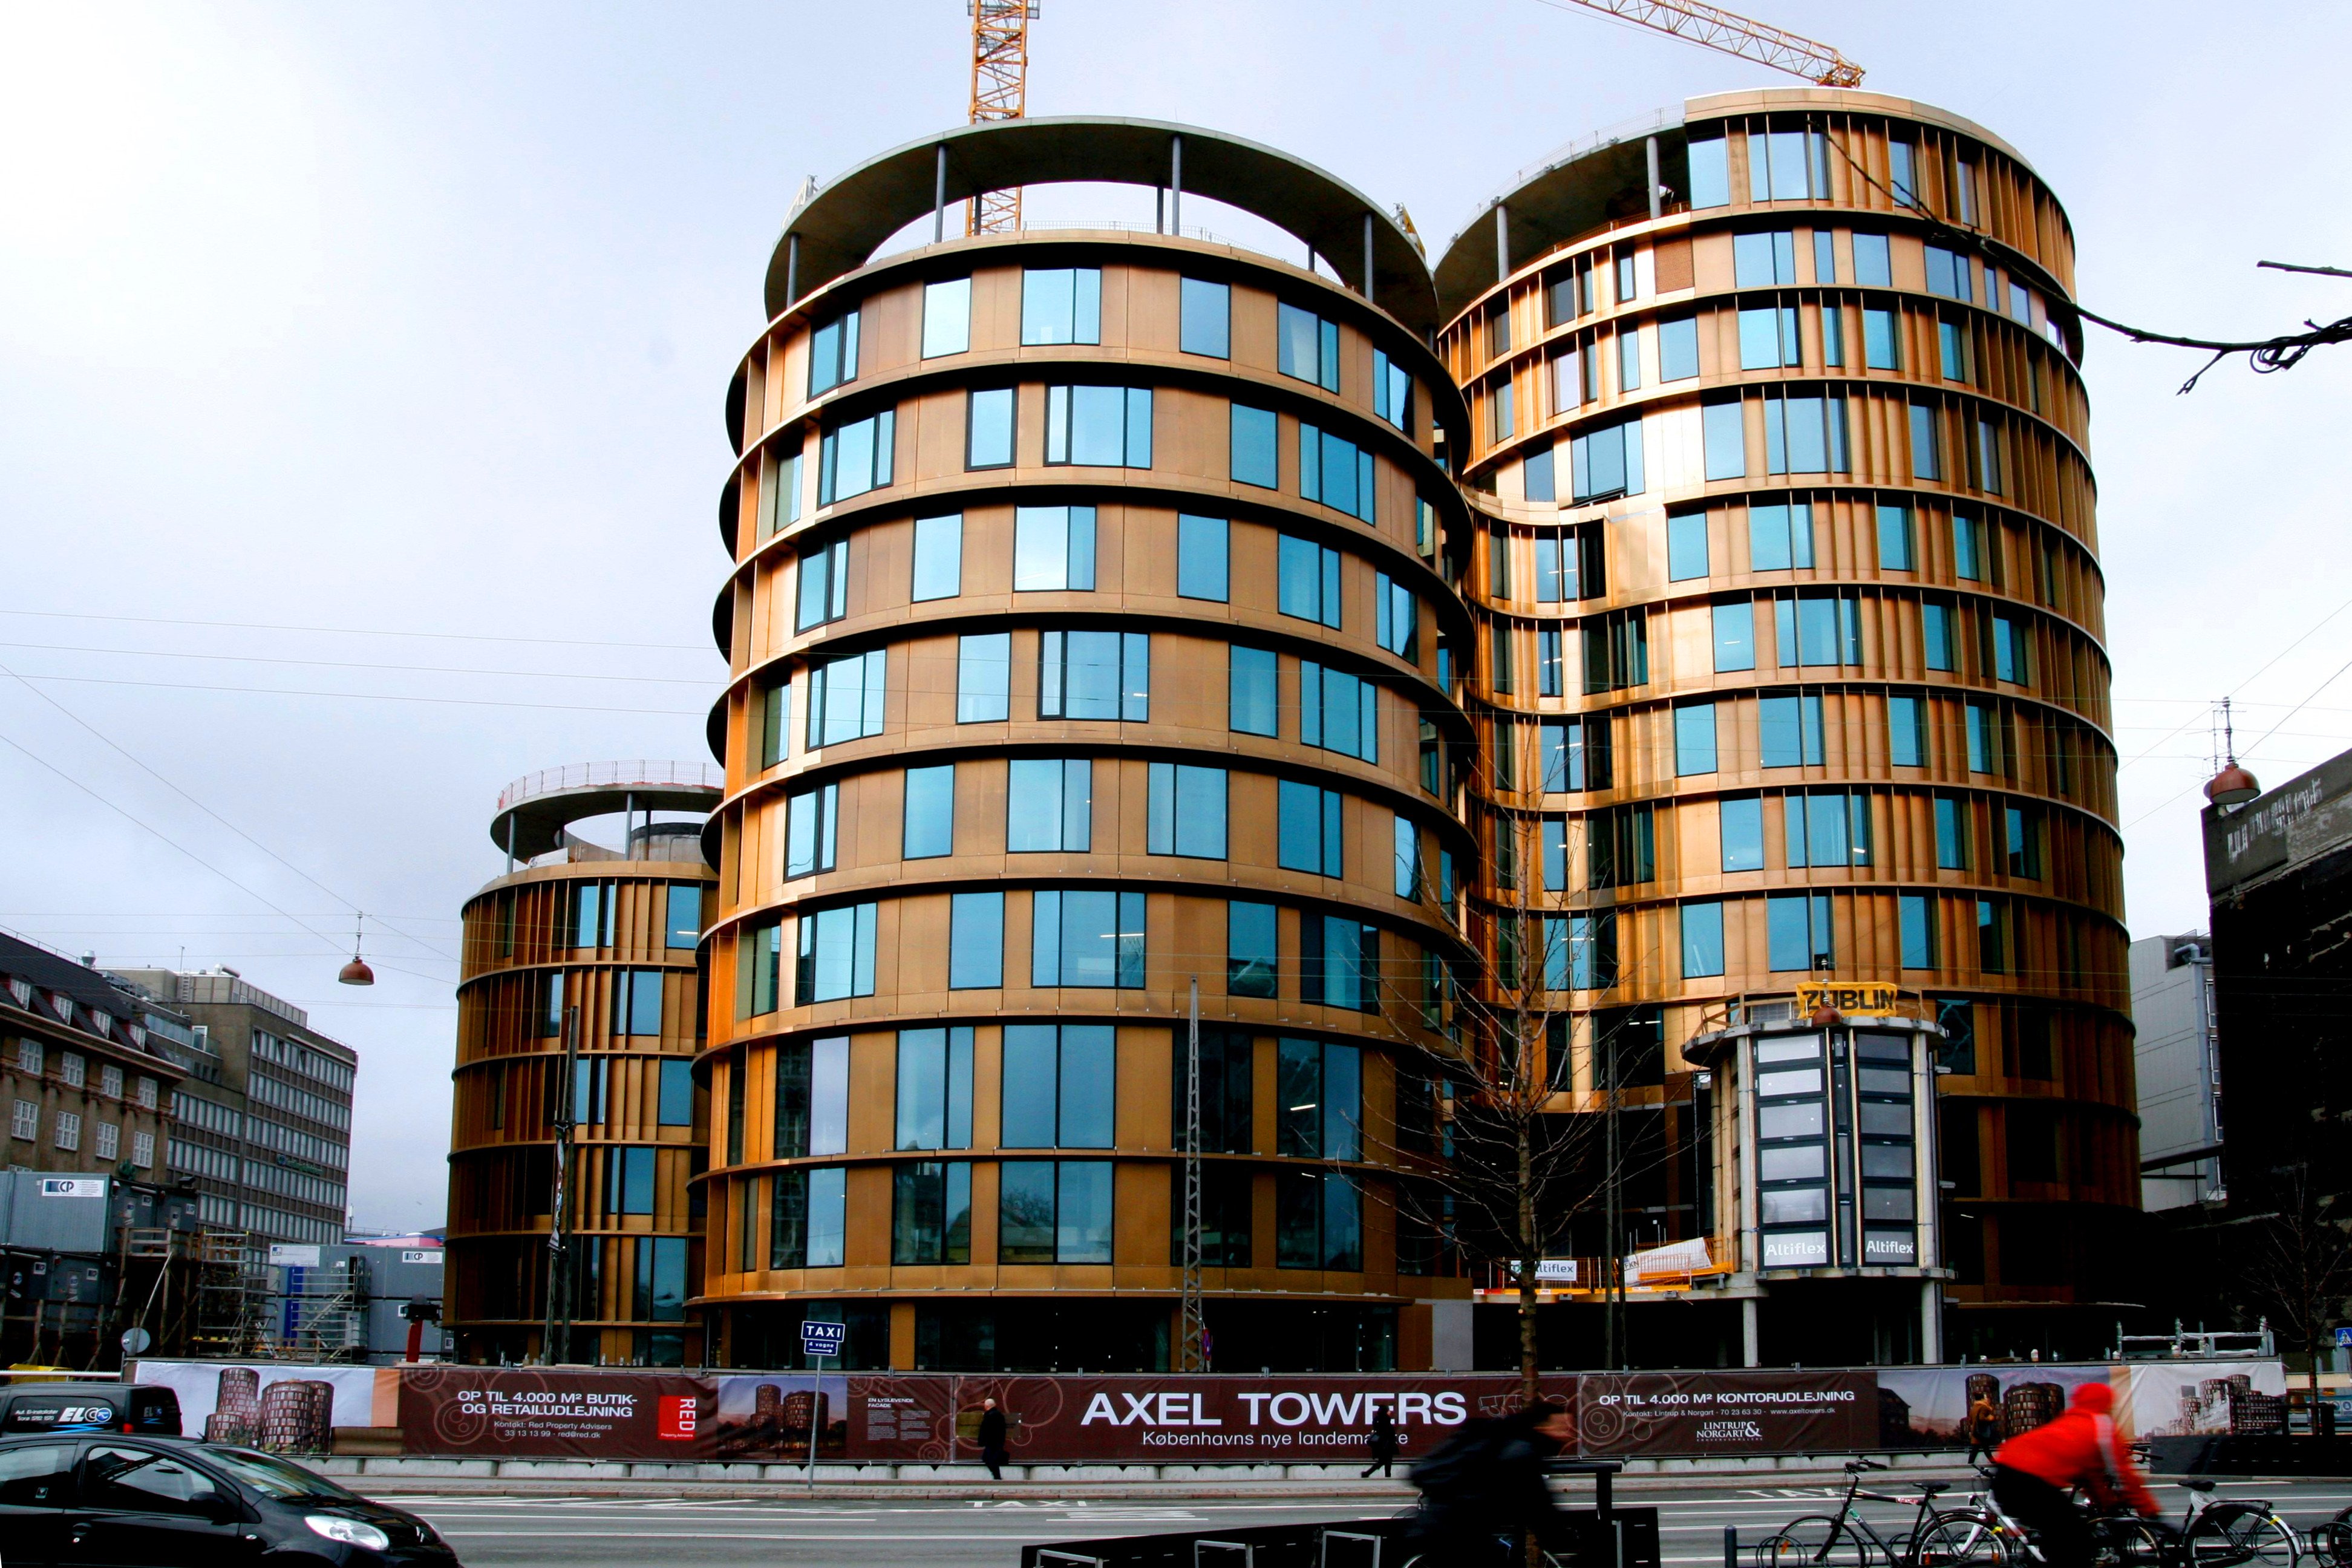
1990, 1382, 2160, 1567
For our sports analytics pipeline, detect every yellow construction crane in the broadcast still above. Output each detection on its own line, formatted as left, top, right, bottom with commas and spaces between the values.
1541, 0, 1864, 87
967, 0, 1038, 233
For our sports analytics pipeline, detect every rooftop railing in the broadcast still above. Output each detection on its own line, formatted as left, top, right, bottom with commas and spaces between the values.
497, 760, 723, 813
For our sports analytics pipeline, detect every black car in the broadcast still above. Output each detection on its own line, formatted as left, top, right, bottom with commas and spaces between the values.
0, 1431, 459, 1565
0, 1382, 183, 1437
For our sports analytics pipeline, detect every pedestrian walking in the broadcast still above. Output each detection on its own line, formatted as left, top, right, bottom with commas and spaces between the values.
978, 1396, 1009, 1481
1964, 1390, 2001, 1465
1362, 1408, 1399, 1478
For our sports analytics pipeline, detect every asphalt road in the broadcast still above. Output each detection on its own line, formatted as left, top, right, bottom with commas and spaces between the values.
385, 1475, 2352, 1568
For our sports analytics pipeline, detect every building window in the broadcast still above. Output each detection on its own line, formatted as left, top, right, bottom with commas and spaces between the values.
818, 408, 895, 505
1278, 302, 1341, 391
1541, 717, 1610, 792
1277, 1036, 1362, 1165
1006, 758, 1091, 851
1300, 424, 1376, 523
1031, 891, 1146, 990
737, 923, 782, 1018
1180, 277, 1229, 357
1774, 589, 1862, 668
1935, 795, 1971, 870
1581, 609, 1647, 693
99, 1063, 122, 1100
1889, 696, 1926, 766
603, 1146, 654, 1215
905, 514, 962, 605
1302, 918, 1379, 1013
16, 1040, 40, 1075
1022, 267, 1101, 345
1227, 902, 1279, 999
785, 782, 838, 879
1178, 514, 1229, 602
1523, 442, 1556, 503
1953, 513, 1984, 581
1570, 417, 1643, 503
1278, 782, 1345, 876
998, 1160, 1112, 1263
1681, 901, 1725, 979
955, 633, 1010, 724
1301, 662, 1378, 762
94, 1122, 119, 1161
1688, 132, 1729, 207
622, 969, 665, 1036
1276, 1170, 1362, 1272
892, 1161, 972, 1265
665, 884, 702, 950
1758, 692, 1826, 768
1821, 301, 1844, 367
1394, 814, 1422, 900
131, 1130, 154, 1169
1618, 327, 1642, 391
1993, 613, 2031, 685
794, 905, 878, 1004
1786, 791, 1873, 867
1910, 403, 1943, 481
808, 309, 859, 396
2004, 805, 2042, 880
658, 1060, 693, 1127
1538, 629, 1563, 696
1675, 704, 1718, 776
922, 277, 971, 358
1002, 1024, 1115, 1146
1702, 397, 1746, 480
1374, 349, 1411, 431
1922, 601, 1956, 671
896, 1027, 973, 1151
756, 679, 789, 770
1923, 245, 1972, 303
1763, 392, 1848, 475
945, 890, 1003, 990
1739, 305, 1800, 370
1714, 601, 1756, 673
1375, 572, 1417, 658
1659, 315, 1699, 381
1668, 512, 1710, 581
1015, 505, 1097, 590
54, 1111, 80, 1152
903, 765, 956, 860
1722, 794, 1764, 871
1734, 231, 1797, 287
61, 1054, 84, 1089
1749, 128, 1828, 201
1279, 535, 1342, 628
1217, 644, 1275, 737
965, 389, 1014, 469
772, 1036, 850, 1158
1815, 229, 1838, 281
1148, 763, 1228, 859
1230, 403, 1279, 488
10, 1101, 33, 1141
1044, 386, 1151, 467
769, 1166, 848, 1269
1589, 803, 1656, 889
1876, 503, 1916, 570
1037, 629, 1145, 720
1766, 893, 1835, 972
806, 649, 886, 747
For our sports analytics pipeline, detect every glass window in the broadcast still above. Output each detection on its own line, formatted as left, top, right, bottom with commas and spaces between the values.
1393, 813, 1422, 900
1702, 399, 1746, 481
1299, 423, 1377, 523
1278, 534, 1343, 628
1228, 900, 1279, 999
1618, 327, 1641, 391
1230, 403, 1278, 488
1675, 703, 1717, 776
965, 388, 1014, 469
1668, 512, 1710, 581
1923, 602, 1955, 671
904, 765, 955, 858
1376, 572, 1418, 658
1863, 307, 1900, 369
1681, 901, 1725, 978
607, 1145, 655, 1215
1148, 762, 1228, 859
818, 408, 895, 504
80, 1447, 223, 1517
625, 969, 664, 1036
1763, 391, 1849, 475
1014, 505, 1097, 590
1889, 695, 1926, 766
1001, 1024, 1117, 1145
1877, 504, 1915, 570
1278, 302, 1341, 392
1721, 794, 1764, 871
737, 921, 782, 1018
1021, 267, 1101, 345
1300, 661, 1379, 763
949, 892, 1003, 989
1278, 781, 1344, 877
785, 782, 838, 879
1030, 891, 1146, 990
806, 648, 886, 747
1738, 305, 1799, 369
1178, 514, 1228, 601
892, 1160, 972, 1264
1748, 501, 1813, 572
1924, 245, 1971, 302
1038, 630, 1148, 720
658, 1059, 693, 1126
1900, 895, 1935, 969
897, 1027, 974, 1150
808, 309, 859, 395
1821, 301, 1844, 367
1940, 318, 1969, 382
1229, 645, 1278, 736
1659, 315, 1699, 381
665, 883, 702, 950
1758, 692, 1824, 768
1005, 758, 1091, 852
778, 1166, 846, 1267
1581, 608, 1647, 693
1852, 232, 1892, 287
923, 277, 971, 358
912, 512, 962, 601
1374, 349, 1412, 431
1523, 443, 1555, 504
1549, 345, 1583, 413
1888, 142, 1918, 207
1952, 513, 1982, 580
1714, 601, 1756, 672
1276, 1037, 1361, 1158
1045, 387, 1151, 468
762, 449, 804, 538
794, 905, 878, 1003
757, 678, 790, 769
1180, 277, 1229, 357
797, 538, 850, 630
1910, 402, 1942, 481
1688, 132, 1729, 208
1570, 416, 1644, 503
1936, 795, 1969, 869
956, 632, 1010, 722
1734, 231, 1798, 287
1301, 916, 1378, 1012
1813, 229, 1837, 284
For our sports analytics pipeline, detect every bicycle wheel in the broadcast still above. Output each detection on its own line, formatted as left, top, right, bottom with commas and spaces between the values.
2309, 1511, 2352, 1568
2096, 1517, 2172, 1568
2188, 1506, 2299, 1568
1915, 1510, 2014, 1568
1757, 1517, 1873, 1568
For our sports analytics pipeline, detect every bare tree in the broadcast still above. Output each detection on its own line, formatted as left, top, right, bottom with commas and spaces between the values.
2242, 1162, 2352, 1422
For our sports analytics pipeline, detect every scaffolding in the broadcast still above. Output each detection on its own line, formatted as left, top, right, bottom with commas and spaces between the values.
280, 1255, 369, 1363
188, 1232, 272, 1360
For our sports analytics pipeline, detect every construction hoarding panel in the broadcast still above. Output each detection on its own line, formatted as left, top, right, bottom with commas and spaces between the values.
1576, 1370, 1875, 1457
131, 1361, 395, 1454
396, 1364, 709, 1460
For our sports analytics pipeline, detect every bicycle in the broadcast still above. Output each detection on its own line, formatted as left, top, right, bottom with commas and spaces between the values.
1756, 1459, 2011, 1568
1985, 1480, 2298, 1568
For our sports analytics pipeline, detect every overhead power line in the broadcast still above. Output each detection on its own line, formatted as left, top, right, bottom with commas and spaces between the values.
0, 641, 715, 686
0, 608, 710, 652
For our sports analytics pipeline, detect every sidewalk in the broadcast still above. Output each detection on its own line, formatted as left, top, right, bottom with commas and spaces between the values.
312, 1451, 1981, 1500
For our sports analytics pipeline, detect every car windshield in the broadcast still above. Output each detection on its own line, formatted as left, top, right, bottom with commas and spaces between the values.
202, 1446, 357, 1500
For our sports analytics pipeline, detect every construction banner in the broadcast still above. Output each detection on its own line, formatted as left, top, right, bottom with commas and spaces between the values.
1576, 1370, 1875, 1457
129, 1361, 396, 1455
396, 1364, 710, 1460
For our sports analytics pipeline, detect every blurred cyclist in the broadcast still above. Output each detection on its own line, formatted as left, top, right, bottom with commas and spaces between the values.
1990, 1382, 2160, 1568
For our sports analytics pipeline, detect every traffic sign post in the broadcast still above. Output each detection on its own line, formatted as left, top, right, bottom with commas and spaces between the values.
800, 1319, 841, 1490
2334, 1325, 2352, 1350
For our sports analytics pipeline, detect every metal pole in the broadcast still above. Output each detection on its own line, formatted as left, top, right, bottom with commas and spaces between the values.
1493, 204, 1509, 284
1155, 188, 1165, 235
807, 1361, 822, 1491
1363, 211, 1375, 298
541, 1002, 580, 1364
1647, 137, 1662, 220
1180, 979, 1204, 1371
1169, 135, 1183, 235
933, 143, 947, 243
785, 233, 800, 309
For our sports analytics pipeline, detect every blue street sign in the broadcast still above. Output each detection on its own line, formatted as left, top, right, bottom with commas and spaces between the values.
800, 1319, 845, 1359
2333, 1325, 2351, 1349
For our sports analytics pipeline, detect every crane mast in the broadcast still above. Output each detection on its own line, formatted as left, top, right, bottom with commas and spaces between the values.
1549, 0, 1863, 87
967, 0, 1037, 234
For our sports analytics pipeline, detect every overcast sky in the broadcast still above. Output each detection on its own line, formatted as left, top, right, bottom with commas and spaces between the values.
3, 1, 2347, 1231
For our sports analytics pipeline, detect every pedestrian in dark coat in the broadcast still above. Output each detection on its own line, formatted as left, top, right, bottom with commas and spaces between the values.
1363, 1409, 1400, 1478
978, 1397, 1009, 1480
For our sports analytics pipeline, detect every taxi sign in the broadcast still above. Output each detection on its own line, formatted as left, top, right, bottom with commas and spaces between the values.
800, 1320, 845, 1358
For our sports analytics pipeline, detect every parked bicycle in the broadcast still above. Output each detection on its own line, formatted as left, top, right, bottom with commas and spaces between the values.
1985, 1478, 2298, 1568
1756, 1459, 2011, 1568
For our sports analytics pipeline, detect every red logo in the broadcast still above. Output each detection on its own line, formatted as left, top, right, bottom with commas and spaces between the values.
658, 1396, 698, 1441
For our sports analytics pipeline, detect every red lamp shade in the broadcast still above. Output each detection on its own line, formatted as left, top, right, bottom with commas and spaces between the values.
2204, 763, 2260, 808
338, 955, 375, 986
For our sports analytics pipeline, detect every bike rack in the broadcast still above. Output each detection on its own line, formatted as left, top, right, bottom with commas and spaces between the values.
1195, 1542, 1253, 1567
1036, 1554, 1105, 1567
1320, 1527, 1385, 1567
